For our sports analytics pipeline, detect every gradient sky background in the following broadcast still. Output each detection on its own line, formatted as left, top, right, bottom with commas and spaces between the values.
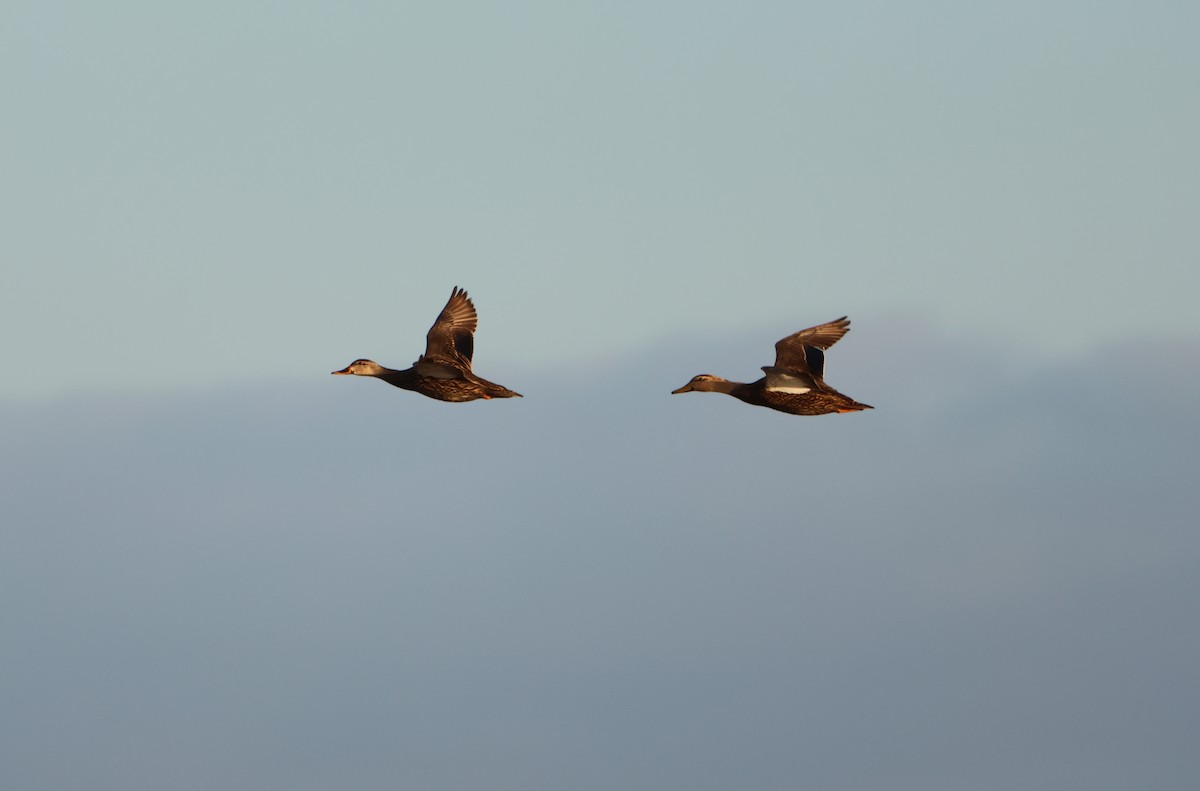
3, 3, 1199, 790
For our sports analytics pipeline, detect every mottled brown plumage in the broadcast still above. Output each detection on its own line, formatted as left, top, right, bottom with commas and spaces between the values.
332, 287, 521, 402
671, 316, 872, 416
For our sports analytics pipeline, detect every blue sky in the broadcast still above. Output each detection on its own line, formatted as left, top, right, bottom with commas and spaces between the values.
3, 1, 1198, 400
3, 3, 1199, 789
4, 336, 1198, 790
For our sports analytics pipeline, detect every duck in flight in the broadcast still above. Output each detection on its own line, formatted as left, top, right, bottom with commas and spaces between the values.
671, 317, 872, 415
332, 286, 522, 402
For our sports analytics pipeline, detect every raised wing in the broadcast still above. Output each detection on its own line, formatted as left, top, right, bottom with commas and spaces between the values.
416, 286, 478, 372
771, 316, 851, 381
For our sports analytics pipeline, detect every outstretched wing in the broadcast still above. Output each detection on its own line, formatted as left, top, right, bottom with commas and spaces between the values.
771, 316, 851, 381
416, 286, 478, 374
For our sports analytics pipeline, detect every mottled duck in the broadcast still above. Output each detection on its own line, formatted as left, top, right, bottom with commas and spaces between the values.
332, 286, 521, 402
671, 316, 871, 415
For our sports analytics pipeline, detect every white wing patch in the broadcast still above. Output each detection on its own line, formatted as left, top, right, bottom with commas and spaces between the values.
414, 360, 463, 379
763, 367, 815, 394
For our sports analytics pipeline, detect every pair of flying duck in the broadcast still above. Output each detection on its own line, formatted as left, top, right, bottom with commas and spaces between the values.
333, 287, 872, 416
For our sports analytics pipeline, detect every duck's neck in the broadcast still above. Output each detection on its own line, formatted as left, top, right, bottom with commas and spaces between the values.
695, 378, 746, 395
376, 366, 420, 390
704, 378, 769, 407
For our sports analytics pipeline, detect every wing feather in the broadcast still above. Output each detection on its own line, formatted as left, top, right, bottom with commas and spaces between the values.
416, 286, 478, 372
762, 366, 821, 393
771, 316, 851, 380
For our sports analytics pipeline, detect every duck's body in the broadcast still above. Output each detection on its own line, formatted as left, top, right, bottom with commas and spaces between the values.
333, 287, 521, 402
673, 374, 871, 415
334, 360, 521, 402
671, 316, 872, 416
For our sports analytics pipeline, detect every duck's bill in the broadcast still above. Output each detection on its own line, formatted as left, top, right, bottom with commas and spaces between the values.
670, 384, 694, 394
331, 367, 352, 375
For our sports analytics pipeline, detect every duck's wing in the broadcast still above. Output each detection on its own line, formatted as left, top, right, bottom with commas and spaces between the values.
414, 286, 478, 375
761, 366, 821, 394
770, 316, 851, 382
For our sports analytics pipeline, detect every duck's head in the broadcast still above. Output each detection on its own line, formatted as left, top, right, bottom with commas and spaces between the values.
671, 374, 727, 394
332, 359, 384, 377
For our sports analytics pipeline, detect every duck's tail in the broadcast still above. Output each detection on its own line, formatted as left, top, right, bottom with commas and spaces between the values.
484, 383, 523, 399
